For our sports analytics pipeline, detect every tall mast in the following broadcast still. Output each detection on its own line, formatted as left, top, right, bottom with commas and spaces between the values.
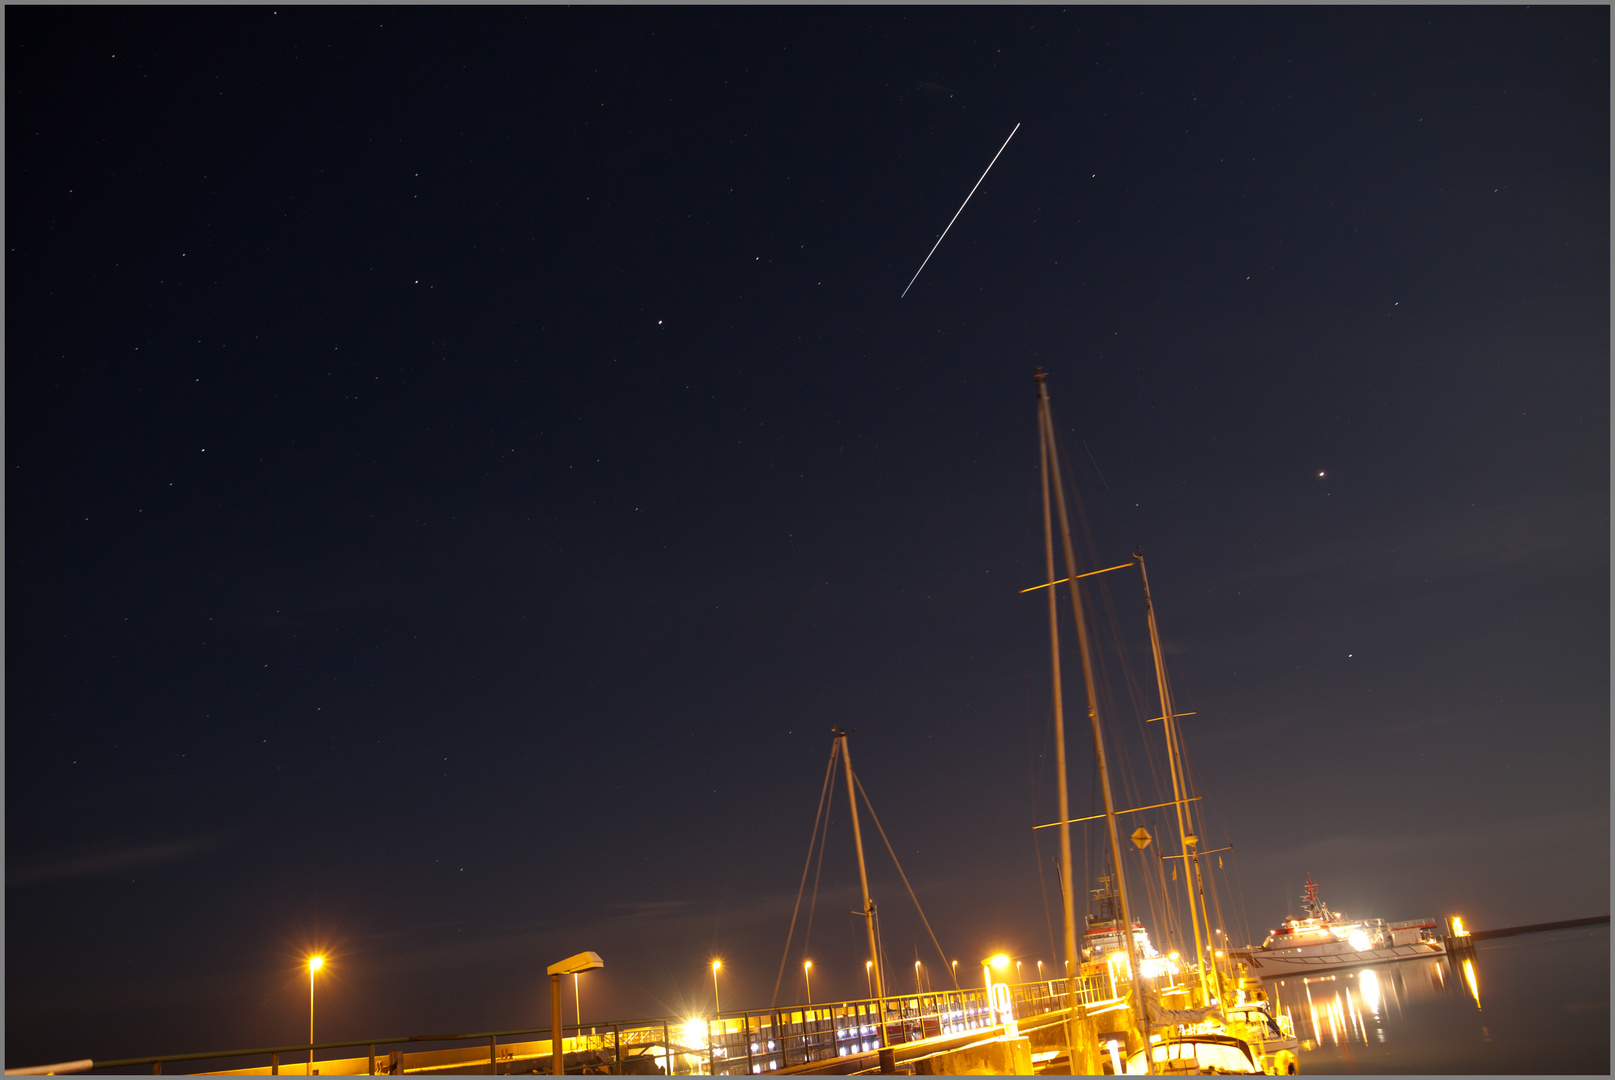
1039, 375, 1153, 1069
835, 729, 889, 1046
1034, 375, 1084, 1066
1136, 549, 1211, 1007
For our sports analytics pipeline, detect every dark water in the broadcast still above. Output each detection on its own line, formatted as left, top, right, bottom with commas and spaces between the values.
1261, 927, 1609, 1074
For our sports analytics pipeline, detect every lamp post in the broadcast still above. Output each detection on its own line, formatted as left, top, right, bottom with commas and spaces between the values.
865, 960, 874, 1000
804, 961, 813, 1006
573, 972, 583, 1030
983, 954, 1010, 1029
711, 960, 722, 1015
307, 956, 324, 1076
547, 952, 604, 1080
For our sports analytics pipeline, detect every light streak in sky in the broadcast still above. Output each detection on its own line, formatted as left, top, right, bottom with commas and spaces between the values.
901, 123, 1020, 298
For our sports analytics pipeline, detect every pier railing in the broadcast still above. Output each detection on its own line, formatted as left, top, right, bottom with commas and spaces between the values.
5, 976, 1123, 1076
701, 974, 1117, 1074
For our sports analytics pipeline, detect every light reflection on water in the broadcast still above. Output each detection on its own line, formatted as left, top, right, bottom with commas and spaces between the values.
1260, 927, 1608, 1074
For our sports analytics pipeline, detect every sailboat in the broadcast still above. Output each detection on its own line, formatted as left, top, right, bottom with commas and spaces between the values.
1031, 372, 1267, 1076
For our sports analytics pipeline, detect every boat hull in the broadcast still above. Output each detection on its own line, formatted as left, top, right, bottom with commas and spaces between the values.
1236, 940, 1445, 978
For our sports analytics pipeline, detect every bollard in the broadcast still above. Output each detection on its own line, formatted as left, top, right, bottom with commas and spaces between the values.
877, 1046, 897, 1073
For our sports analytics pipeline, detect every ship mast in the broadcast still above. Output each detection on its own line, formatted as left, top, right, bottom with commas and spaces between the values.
1136, 549, 1213, 1007
1036, 374, 1153, 1069
1035, 376, 1085, 1067
834, 728, 889, 1047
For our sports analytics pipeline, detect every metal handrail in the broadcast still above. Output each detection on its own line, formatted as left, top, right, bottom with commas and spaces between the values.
7, 979, 1116, 1075
5, 1017, 683, 1075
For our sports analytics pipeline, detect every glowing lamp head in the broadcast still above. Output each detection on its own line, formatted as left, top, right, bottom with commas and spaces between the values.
989, 954, 1010, 970
803, 960, 812, 971
711, 960, 722, 973
309, 955, 325, 973
866, 960, 873, 971
1452, 916, 1468, 937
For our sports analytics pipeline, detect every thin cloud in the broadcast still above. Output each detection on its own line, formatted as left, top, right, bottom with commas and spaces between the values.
8, 833, 227, 887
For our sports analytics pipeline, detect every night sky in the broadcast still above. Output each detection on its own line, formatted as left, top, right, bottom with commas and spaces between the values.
7, 6, 1608, 1069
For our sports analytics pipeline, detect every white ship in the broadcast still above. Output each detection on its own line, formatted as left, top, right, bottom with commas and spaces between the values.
1234, 876, 1445, 978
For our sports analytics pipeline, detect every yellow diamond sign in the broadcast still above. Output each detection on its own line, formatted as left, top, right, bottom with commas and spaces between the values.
1131, 826, 1152, 850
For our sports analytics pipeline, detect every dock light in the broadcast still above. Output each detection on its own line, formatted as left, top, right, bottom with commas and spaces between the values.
547, 951, 604, 1079
865, 960, 874, 1000
307, 955, 326, 1075
1106, 1040, 1125, 1076
711, 960, 723, 1014
1451, 916, 1468, 937
804, 960, 813, 1006
982, 953, 1010, 995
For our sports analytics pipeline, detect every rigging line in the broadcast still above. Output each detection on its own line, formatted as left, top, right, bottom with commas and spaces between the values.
1052, 430, 1165, 806
1228, 848, 1254, 953
1034, 826, 1059, 968
770, 742, 840, 1007
1022, 529, 1060, 970
800, 757, 837, 985
900, 123, 1020, 298
1081, 441, 1110, 492
852, 773, 958, 989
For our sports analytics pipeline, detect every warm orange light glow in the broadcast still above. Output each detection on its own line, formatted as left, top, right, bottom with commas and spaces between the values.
989, 953, 1010, 970
309, 955, 325, 973
1462, 958, 1481, 1009
711, 959, 722, 972
804, 960, 812, 970
1451, 916, 1468, 937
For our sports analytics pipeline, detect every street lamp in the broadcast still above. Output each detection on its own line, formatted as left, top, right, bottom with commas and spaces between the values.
865, 960, 874, 1000
982, 955, 1011, 1031
1016, 961, 1023, 983
711, 960, 723, 1015
804, 960, 813, 1006
547, 952, 604, 1080
307, 955, 325, 1076
914, 959, 922, 993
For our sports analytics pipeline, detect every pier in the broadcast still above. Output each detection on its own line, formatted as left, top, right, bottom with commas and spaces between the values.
5, 974, 1131, 1076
